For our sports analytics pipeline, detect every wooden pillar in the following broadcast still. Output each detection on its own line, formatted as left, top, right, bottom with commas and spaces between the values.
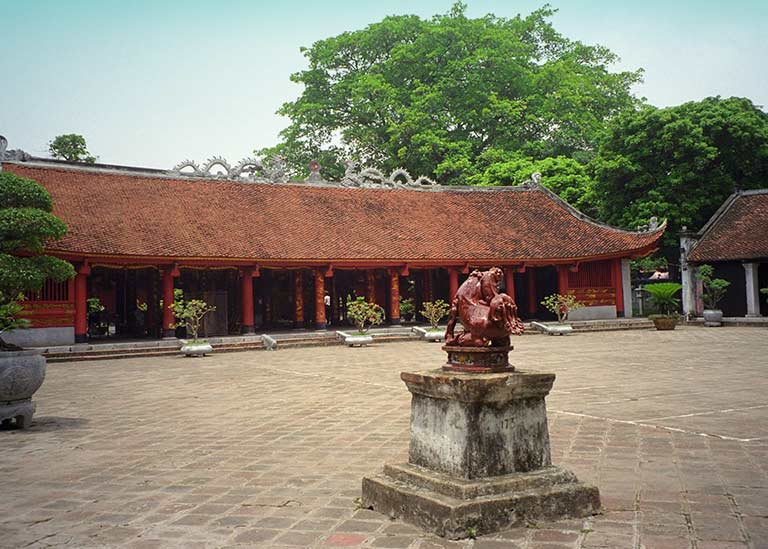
162, 266, 179, 338
145, 270, 156, 338
526, 268, 537, 315
612, 259, 625, 317
422, 269, 432, 302
74, 262, 91, 343
294, 270, 304, 327
557, 266, 569, 296
240, 268, 255, 334
366, 270, 376, 303
314, 269, 326, 329
504, 267, 516, 302
388, 270, 401, 324
448, 268, 459, 300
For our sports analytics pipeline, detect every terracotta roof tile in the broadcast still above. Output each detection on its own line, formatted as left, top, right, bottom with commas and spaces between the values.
7, 163, 663, 264
688, 190, 768, 262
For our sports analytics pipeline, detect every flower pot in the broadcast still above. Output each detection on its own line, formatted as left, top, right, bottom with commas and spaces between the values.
702, 309, 723, 327
650, 315, 678, 331
181, 341, 213, 357
0, 350, 46, 428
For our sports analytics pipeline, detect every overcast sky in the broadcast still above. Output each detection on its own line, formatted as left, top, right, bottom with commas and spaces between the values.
2, 0, 766, 169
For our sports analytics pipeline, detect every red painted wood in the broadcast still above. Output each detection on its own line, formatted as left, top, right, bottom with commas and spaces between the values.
613, 259, 625, 314
389, 271, 400, 321
557, 265, 569, 295
504, 268, 516, 302
294, 271, 304, 324
314, 269, 326, 326
526, 268, 537, 314
162, 269, 176, 332
241, 269, 255, 329
74, 273, 87, 338
449, 268, 459, 300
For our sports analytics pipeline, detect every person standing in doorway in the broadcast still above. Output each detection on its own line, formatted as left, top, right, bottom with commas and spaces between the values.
324, 292, 332, 326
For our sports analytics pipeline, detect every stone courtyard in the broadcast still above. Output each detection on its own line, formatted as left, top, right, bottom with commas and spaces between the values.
1, 327, 767, 549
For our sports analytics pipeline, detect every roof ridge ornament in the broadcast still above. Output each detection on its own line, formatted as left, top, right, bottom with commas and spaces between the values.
341, 159, 439, 188
0, 135, 32, 165
521, 172, 542, 189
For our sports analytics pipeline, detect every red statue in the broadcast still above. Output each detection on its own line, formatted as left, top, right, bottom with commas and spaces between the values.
445, 267, 525, 347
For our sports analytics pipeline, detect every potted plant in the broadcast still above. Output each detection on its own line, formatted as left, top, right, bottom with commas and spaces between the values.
532, 293, 584, 335
169, 289, 216, 357
399, 297, 415, 323
644, 282, 683, 330
337, 296, 383, 346
697, 264, 731, 326
415, 300, 450, 341
0, 171, 75, 428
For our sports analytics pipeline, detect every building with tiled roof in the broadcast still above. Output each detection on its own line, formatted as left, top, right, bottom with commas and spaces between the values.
1, 148, 665, 346
681, 189, 768, 318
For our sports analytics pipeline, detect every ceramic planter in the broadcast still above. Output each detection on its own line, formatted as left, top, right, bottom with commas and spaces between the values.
336, 331, 373, 347
0, 350, 46, 428
703, 309, 723, 327
531, 321, 573, 336
411, 327, 445, 342
181, 341, 213, 357
650, 315, 678, 331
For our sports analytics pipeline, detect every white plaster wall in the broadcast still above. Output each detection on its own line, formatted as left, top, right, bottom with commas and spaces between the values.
3, 327, 74, 348
621, 259, 633, 318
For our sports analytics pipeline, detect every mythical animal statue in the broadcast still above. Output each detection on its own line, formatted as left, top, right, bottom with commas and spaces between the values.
445, 267, 525, 347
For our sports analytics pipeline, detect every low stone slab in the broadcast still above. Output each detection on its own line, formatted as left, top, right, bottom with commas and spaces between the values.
336, 331, 373, 347
362, 463, 600, 539
411, 326, 445, 342
531, 321, 573, 336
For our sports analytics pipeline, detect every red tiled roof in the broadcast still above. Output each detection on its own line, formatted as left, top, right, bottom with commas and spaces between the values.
688, 190, 768, 262
7, 163, 663, 265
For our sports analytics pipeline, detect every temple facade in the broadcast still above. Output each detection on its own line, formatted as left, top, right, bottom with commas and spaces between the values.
2, 155, 665, 347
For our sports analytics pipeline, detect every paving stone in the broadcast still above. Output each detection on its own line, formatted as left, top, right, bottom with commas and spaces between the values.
1, 329, 766, 548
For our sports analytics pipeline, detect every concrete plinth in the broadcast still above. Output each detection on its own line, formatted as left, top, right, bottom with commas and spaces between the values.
362, 368, 600, 538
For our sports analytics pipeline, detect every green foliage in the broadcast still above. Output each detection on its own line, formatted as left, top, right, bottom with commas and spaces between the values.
266, 3, 641, 184
541, 293, 584, 323
169, 289, 216, 341
697, 264, 731, 309
420, 300, 450, 329
761, 288, 768, 304
0, 296, 30, 334
399, 297, 415, 322
631, 255, 668, 279
49, 134, 96, 163
0, 172, 75, 341
346, 295, 384, 333
87, 297, 105, 315
644, 282, 682, 316
592, 97, 768, 257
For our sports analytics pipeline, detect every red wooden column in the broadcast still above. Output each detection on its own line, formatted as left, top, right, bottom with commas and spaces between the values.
294, 270, 304, 328
240, 267, 255, 334
314, 269, 327, 329
526, 267, 537, 315
504, 267, 516, 302
162, 265, 180, 338
74, 261, 91, 343
448, 268, 459, 300
612, 258, 625, 317
557, 265, 569, 296
366, 270, 376, 303
388, 269, 401, 324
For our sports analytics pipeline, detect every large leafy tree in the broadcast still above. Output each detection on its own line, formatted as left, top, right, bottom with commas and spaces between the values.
49, 134, 96, 163
261, 3, 642, 183
0, 171, 75, 346
592, 97, 768, 256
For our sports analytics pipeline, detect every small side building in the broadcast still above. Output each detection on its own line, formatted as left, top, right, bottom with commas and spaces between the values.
681, 189, 768, 318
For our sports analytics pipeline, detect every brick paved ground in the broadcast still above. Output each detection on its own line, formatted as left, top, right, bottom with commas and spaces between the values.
1, 326, 767, 549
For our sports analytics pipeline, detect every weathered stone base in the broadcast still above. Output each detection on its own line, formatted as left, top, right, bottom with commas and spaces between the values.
362, 463, 600, 539
0, 400, 35, 429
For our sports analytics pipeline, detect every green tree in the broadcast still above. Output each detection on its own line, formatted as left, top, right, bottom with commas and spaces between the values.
345, 296, 384, 333
591, 97, 768, 258
49, 134, 97, 163
262, 3, 642, 183
420, 300, 451, 329
169, 289, 216, 342
0, 172, 75, 347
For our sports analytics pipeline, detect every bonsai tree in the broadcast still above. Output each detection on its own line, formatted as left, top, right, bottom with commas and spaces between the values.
399, 297, 415, 322
541, 293, 584, 323
697, 264, 730, 310
0, 172, 75, 349
169, 289, 216, 342
345, 295, 384, 334
644, 282, 682, 317
420, 300, 450, 330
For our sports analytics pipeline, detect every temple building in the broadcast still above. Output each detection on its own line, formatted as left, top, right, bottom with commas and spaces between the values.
681, 189, 768, 318
1, 153, 665, 347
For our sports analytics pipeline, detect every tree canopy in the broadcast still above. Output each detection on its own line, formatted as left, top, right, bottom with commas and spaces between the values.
592, 96, 768, 255
261, 2, 642, 184
49, 134, 97, 163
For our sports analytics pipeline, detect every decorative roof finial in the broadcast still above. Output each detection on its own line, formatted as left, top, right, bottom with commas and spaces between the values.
307, 159, 323, 183
0, 135, 7, 171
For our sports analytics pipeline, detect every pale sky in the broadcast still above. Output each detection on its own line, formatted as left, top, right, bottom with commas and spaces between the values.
2, 0, 766, 169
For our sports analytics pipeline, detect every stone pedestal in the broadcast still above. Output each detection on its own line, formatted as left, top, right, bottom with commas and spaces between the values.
362, 369, 600, 539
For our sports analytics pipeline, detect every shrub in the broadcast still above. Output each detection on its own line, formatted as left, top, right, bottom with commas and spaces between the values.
170, 289, 216, 342
697, 264, 730, 309
346, 295, 384, 333
644, 282, 682, 316
399, 297, 415, 322
420, 300, 450, 329
541, 293, 584, 323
